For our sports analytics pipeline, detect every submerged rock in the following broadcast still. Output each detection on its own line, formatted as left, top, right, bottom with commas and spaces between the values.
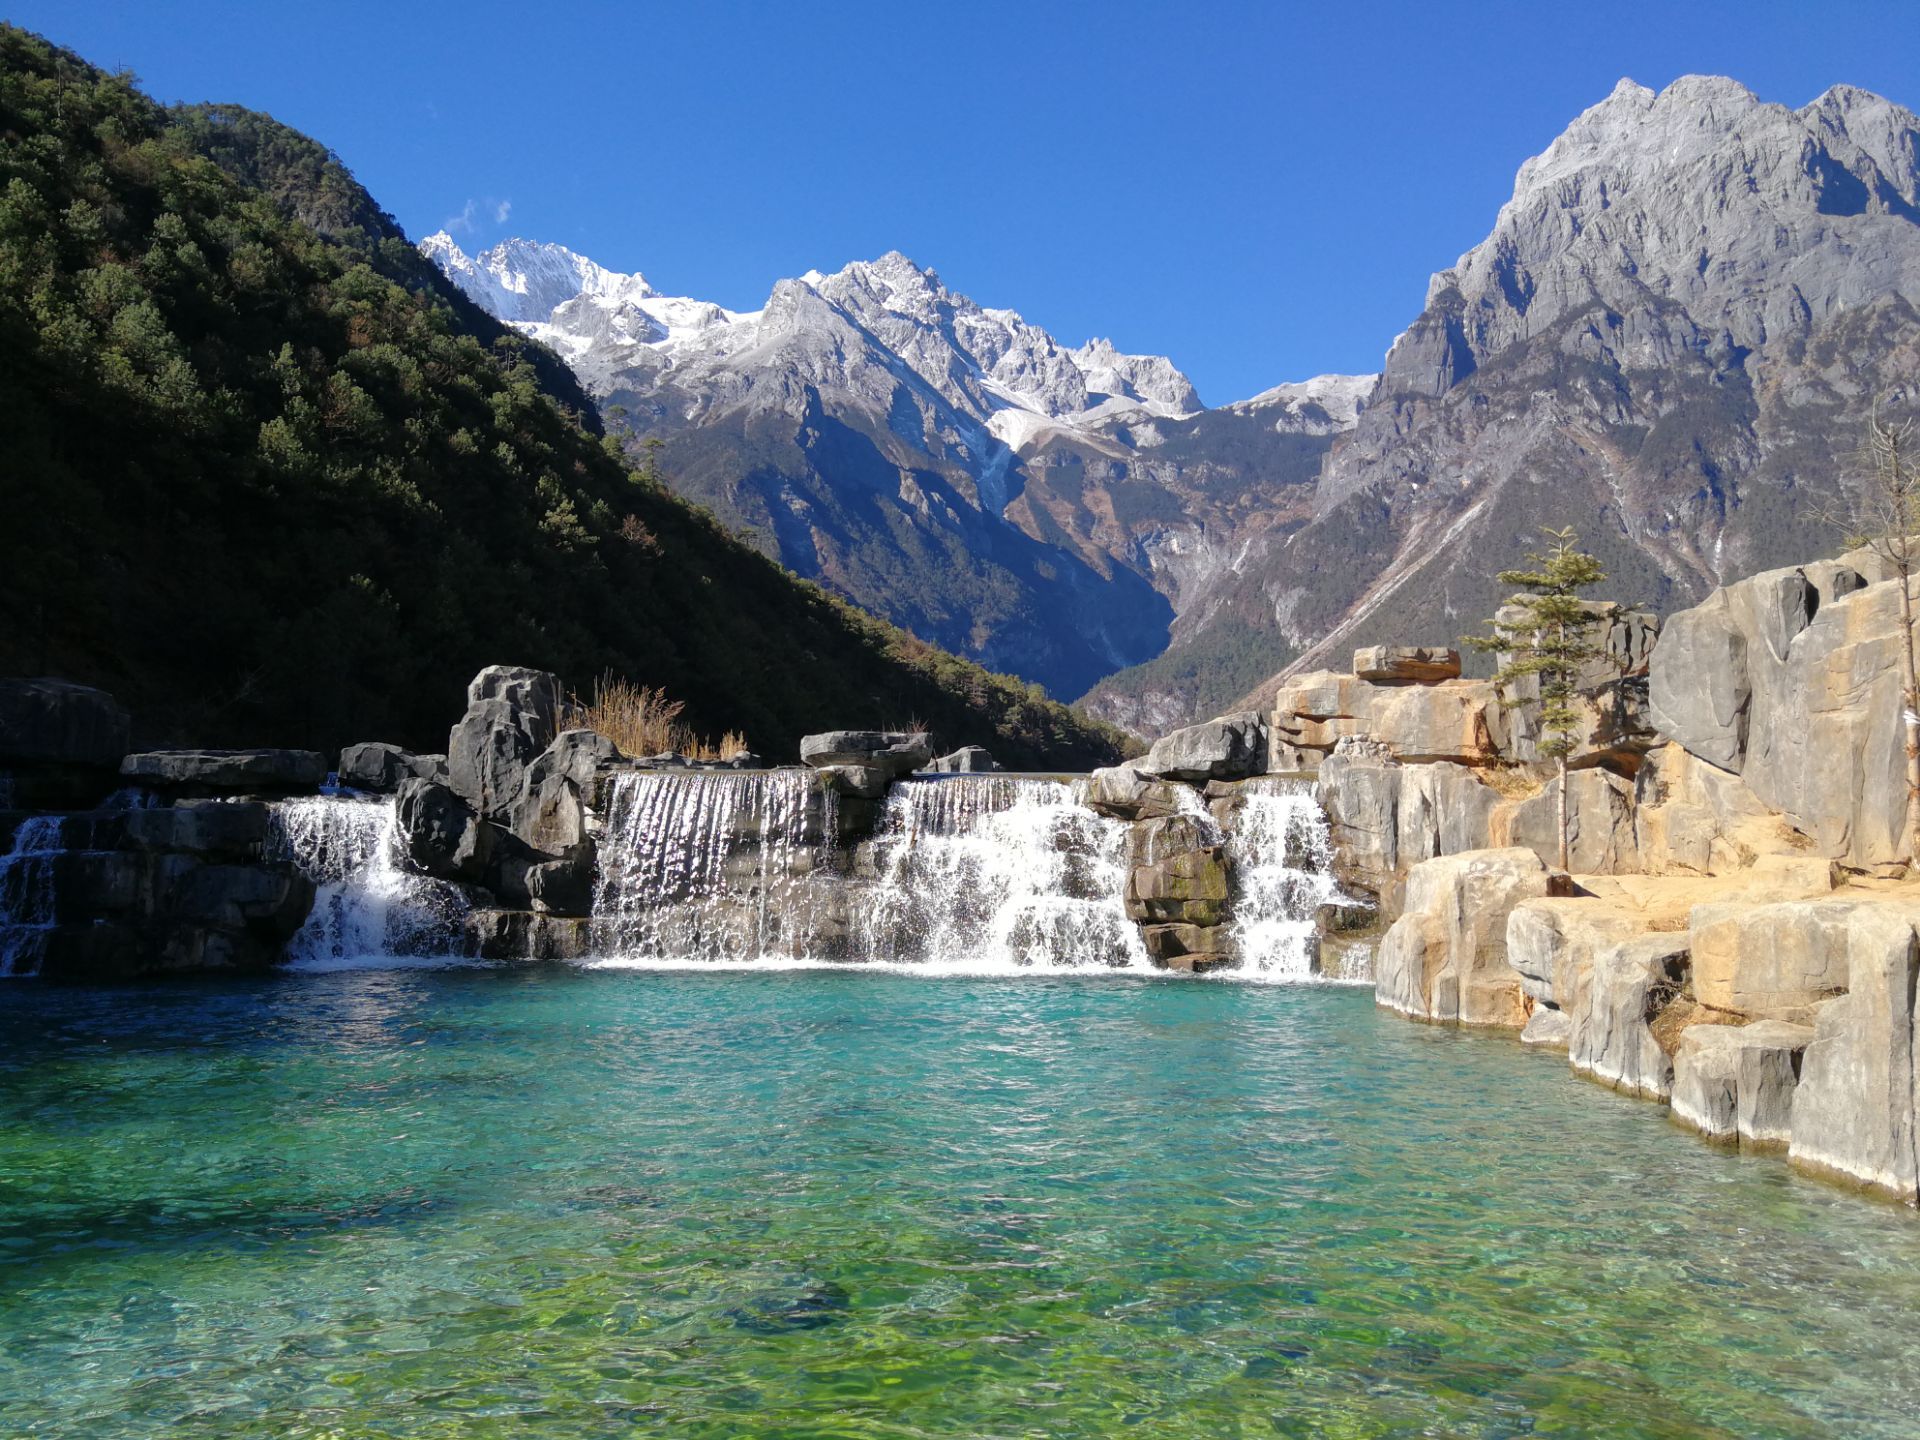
726, 1280, 852, 1334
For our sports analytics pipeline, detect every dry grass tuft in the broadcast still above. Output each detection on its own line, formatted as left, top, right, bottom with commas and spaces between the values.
570, 671, 749, 762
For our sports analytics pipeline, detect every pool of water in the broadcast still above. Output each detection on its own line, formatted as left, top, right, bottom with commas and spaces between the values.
2, 967, 1918, 1438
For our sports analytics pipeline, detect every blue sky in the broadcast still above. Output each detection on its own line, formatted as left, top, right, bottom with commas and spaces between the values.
11, 1, 1920, 403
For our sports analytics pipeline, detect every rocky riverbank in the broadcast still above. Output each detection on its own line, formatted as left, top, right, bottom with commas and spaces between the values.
1266, 541, 1920, 1205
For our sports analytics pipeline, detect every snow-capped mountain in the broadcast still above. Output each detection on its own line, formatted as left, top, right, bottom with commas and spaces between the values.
424, 233, 1356, 703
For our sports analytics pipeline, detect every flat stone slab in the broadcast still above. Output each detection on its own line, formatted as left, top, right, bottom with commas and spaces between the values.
1353, 646, 1462, 683
800, 731, 932, 775
120, 748, 328, 792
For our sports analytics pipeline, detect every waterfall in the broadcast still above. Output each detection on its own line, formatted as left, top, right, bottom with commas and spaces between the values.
588, 770, 1148, 972
268, 796, 469, 970
0, 816, 62, 978
853, 776, 1149, 971
592, 769, 842, 961
1222, 777, 1347, 981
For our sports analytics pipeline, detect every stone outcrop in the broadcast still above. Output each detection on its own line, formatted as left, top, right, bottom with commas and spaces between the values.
338, 742, 447, 792
394, 778, 496, 884
801, 731, 933, 803
446, 666, 562, 823
1137, 713, 1268, 782
1567, 935, 1692, 1099
1787, 903, 1920, 1200
119, 748, 327, 794
1375, 848, 1555, 1026
0, 678, 130, 769
1644, 553, 1913, 870
1083, 764, 1192, 823
926, 745, 997, 773
5, 799, 312, 979
1353, 646, 1460, 683
1672, 1021, 1814, 1148
511, 729, 619, 854
1124, 813, 1230, 930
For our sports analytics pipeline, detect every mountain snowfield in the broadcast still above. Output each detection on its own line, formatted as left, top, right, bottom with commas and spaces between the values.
421, 235, 1225, 442
424, 73, 1920, 737
425, 231, 1368, 707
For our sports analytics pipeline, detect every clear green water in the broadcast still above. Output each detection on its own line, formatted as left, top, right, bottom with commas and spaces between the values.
3, 968, 1920, 1439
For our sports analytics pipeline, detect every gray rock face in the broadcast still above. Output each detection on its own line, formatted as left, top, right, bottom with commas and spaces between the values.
926, 745, 997, 773
800, 732, 933, 776
1787, 903, 1920, 1200
1673, 1021, 1815, 1148
446, 667, 562, 824
1375, 848, 1552, 1026
338, 742, 447, 793
0, 678, 129, 769
1502, 769, 1639, 875
511, 729, 619, 854
1138, 713, 1268, 783
1647, 591, 1752, 771
1316, 751, 1499, 899
394, 778, 496, 884
123, 800, 269, 858
1083, 765, 1189, 822
119, 748, 328, 794
1568, 935, 1691, 1100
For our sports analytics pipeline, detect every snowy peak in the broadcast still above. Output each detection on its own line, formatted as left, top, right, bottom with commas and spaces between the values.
422, 235, 1205, 443
1230, 373, 1375, 433
422, 232, 656, 324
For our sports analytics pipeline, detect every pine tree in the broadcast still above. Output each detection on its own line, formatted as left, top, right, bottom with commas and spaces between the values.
1467, 527, 1610, 871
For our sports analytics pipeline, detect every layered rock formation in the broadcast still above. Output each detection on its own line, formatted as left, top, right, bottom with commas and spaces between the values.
1308, 543, 1920, 1203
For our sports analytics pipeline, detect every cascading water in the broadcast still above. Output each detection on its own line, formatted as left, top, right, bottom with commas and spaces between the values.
1221, 776, 1355, 981
268, 796, 469, 970
853, 776, 1149, 971
0, 816, 62, 978
592, 769, 842, 961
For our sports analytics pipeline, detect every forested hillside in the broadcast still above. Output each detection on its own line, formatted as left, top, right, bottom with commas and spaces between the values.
0, 28, 1128, 768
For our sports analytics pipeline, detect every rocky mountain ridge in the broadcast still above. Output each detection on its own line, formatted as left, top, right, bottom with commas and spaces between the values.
428, 74, 1920, 739
424, 233, 1365, 705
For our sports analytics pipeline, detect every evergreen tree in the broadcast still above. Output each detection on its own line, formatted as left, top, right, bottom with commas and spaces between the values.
1467, 527, 1610, 871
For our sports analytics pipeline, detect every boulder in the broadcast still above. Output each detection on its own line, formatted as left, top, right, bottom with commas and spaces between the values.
338, 742, 447, 792
819, 763, 891, 801
1140, 922, 1229, 965
1126, 846, 1229, 927
1672, 1020, 1814, 1148
1353, 646, 1461, 683
0, 678, 129, 769
1316, 750, 1499, 898
1126, 813, 1219, 869
394, 778, 496, 883
1645, 591, 1751, 771
1139, 713, 1268, 782
466, 665, 562, 727
799, 731, 933, 777
511, 729, 619, 853
527, 844, 596, 917
926, 745, 997, 773
1787, 902, 1920, 1201
1520, 1006, 1573, 1047
1273, 675, 1507, 767
119, 748, 328, 794
1375, 848, 1554, 1027
1688, 899, 1859, 1023
1505, 898, 1649, 1019
1083, 765, 1189, 822
1498, 767, 1639, 874
1568, 934, 1692, 1100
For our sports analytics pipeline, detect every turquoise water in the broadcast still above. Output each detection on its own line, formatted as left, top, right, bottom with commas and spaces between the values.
3, 969, 1919, 1438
